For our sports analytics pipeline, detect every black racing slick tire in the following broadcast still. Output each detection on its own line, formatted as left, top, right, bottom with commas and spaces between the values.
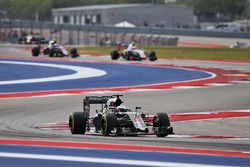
70, 48, 79, 58
43, 48, 49, 55
69, 112, 87, 134
31, 46, 40, 57
148, 51, 157, 61
111, 50, 119, 60
49, 49, 54, 57
124, 51, 131, 61
153, 112, 171, 137
101, 113, 118, 136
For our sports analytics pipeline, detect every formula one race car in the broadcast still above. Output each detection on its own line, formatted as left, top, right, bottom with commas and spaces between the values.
111, 43, 157, 61
69, 95, 173, 137
31, 41, 79, 58
19, 35, 48, 45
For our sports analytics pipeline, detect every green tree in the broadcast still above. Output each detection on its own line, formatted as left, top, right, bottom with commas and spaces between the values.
178, 0, 247, 21
192, 0, 247, 20
0, 0, 248, 21
0, 0, 52, 20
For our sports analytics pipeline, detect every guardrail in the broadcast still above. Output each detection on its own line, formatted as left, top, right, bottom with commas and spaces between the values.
1, 19, 250, 45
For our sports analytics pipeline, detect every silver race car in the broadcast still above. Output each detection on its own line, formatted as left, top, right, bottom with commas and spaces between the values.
111, 43, 157, 61
31, 40, 79, 58
69, 95, 173, 137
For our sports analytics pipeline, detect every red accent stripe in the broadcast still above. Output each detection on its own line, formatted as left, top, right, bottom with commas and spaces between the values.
170, 111, 250, 122
192, 135, 247, 139
160, 58, 250, 64
0, 139, 250, 158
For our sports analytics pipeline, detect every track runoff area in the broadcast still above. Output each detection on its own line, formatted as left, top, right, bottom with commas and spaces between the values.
0, 56, 250, 166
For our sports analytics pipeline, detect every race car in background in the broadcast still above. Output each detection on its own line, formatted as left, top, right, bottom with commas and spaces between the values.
18, 34, 48, 45
31, 40, 79, 58
69, 95, 173, 137
111, 42, 158, 61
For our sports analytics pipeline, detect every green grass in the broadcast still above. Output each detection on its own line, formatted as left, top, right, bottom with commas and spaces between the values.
77, 46, 250, 61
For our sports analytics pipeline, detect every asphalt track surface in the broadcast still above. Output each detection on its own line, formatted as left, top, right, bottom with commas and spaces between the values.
0, 58, 212, 93
0, 45, 250, 166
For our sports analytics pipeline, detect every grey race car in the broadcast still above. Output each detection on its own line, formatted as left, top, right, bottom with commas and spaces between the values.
31, 43, 79, 58
69, 95, 173, 137
111, 44, 157, 61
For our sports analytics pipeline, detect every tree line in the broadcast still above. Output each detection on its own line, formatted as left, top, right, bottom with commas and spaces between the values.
187, 0, 249, 21
0, 0, 249, 21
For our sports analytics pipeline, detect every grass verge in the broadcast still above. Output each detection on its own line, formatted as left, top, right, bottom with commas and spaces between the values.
77, 46, 250, 61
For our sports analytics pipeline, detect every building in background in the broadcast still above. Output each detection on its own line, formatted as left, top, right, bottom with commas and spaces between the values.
52, 4, 195, 28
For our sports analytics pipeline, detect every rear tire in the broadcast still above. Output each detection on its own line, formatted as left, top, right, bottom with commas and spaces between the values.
153, 113, 170, 137
69, 112, 87, 134
31, 46, 40, 57
101, 113, 118, 136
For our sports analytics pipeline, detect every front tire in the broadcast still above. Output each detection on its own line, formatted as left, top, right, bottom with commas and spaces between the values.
70, 48, 79, 58
43, 48, 49, 55
69, 112, 87, 134
148, 51, 157, 61
124, 51, 131, 60
153, 113, 171, 137
101, 113, 118, 136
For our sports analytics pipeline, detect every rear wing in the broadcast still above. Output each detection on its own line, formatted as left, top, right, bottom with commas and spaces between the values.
83, 96, 113, 116
85, 96, 113, 104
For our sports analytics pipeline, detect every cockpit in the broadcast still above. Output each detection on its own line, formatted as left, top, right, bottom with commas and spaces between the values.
107, 97, 123, 107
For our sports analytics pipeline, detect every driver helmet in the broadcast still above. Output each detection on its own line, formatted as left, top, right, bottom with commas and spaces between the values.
106, 98, 116, 107
117, 105, 127, 112
130, 42, 137, 49
106, 97, 123, 107
49, 40, 57, 45
116, 41, 123, 50
49, 40, 54, 46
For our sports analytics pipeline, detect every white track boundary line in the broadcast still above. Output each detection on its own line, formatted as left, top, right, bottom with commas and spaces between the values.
0, 152, 229, 167
205, 83, 233, 86
0, 60, 106, 85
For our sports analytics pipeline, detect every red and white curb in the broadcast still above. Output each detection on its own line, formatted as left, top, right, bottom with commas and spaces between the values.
35, 109, 250, 140
0, 139, 250, 158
